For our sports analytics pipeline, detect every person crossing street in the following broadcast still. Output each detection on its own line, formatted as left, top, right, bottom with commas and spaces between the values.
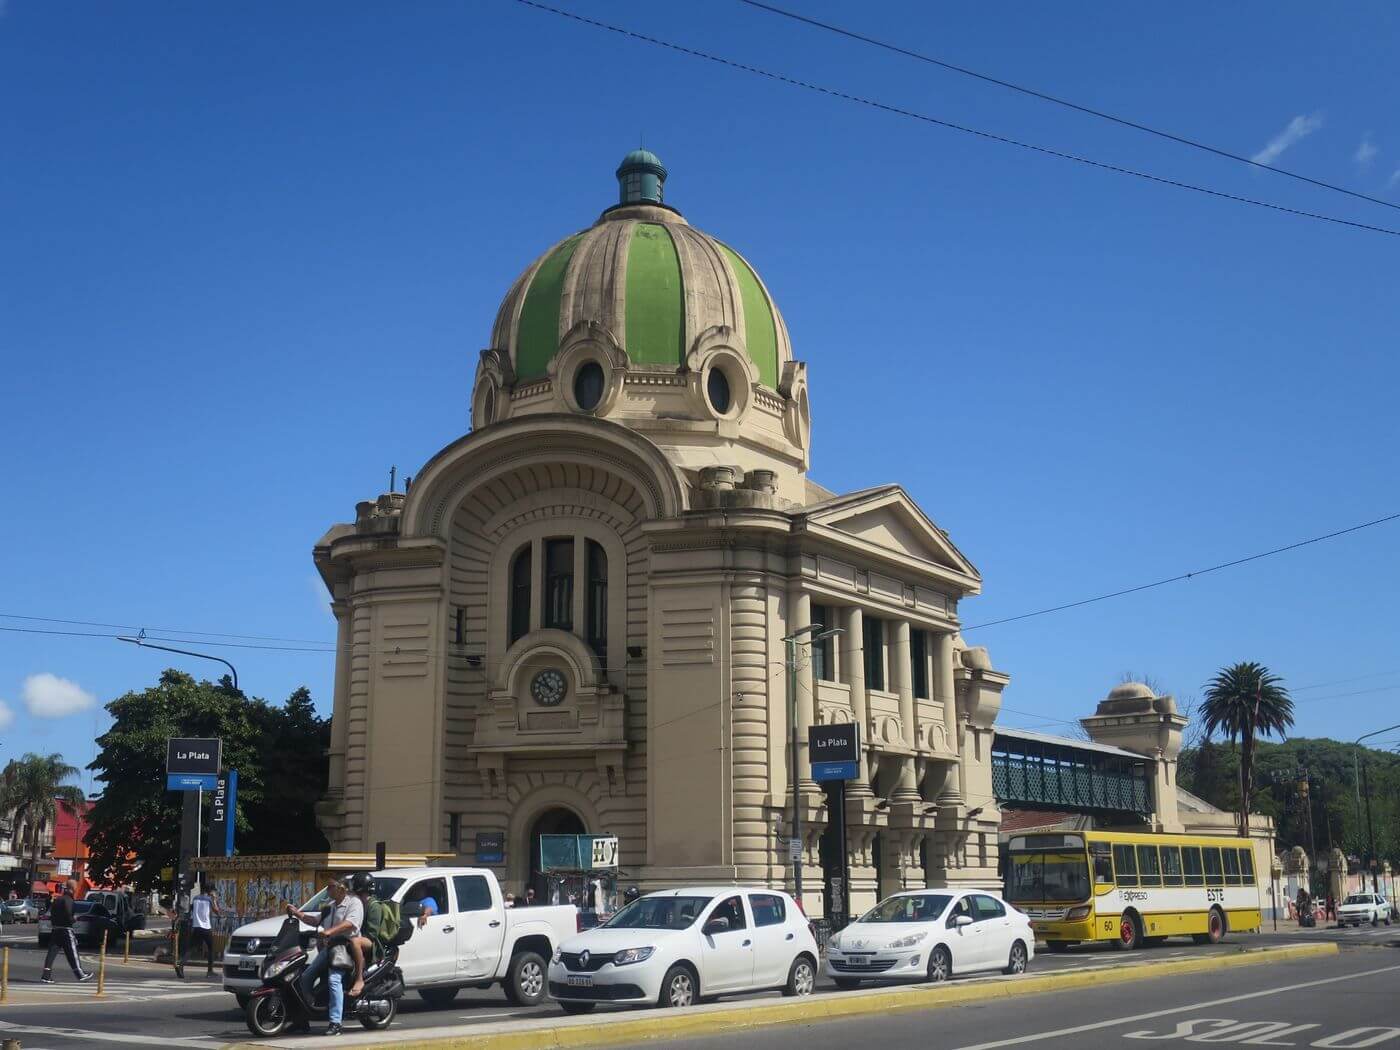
40, 880, 93, 984
175, 885, 221, 978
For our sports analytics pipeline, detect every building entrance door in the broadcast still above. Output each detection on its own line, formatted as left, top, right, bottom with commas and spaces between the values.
528, 807, 585, 904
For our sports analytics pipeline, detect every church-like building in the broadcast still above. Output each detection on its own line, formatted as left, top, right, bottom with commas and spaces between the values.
313, 152, 1012, 915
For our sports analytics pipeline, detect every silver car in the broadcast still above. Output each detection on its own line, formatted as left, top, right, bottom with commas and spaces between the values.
2, 897, 40, 923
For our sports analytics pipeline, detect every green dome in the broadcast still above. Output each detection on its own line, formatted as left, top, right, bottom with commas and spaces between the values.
490, 159, 790, 389
618, 148, 665, 171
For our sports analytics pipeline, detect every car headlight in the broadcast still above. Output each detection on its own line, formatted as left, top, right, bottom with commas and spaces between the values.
1066, 906, 1091, 921
826, 933, 842, 951
612, 947, 655, 966
887, 931, 927, 949
552, 948, 562, 964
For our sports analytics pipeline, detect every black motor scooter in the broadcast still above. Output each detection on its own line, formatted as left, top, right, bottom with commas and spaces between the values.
244, 916, 411, 1037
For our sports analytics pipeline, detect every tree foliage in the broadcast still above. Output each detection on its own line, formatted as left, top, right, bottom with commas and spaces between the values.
85, 670, 329, 889
0, 753, 86, 876
1200, 662, 1294, 837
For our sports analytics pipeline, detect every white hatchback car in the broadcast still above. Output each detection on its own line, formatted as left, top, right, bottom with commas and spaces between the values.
547, 887, 818, 1011
824, 889, 1034, 986
1337, 893, 1393, 928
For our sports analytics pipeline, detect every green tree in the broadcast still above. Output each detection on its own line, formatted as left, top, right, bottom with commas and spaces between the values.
1200, 662, 1294, 839
241, 686, 330, 855
0, 753, 86, 880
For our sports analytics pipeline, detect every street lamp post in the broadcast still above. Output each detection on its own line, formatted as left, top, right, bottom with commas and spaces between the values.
783, 623, 843, 908
118, 636, 240, 692
1353, 724, 1400, 893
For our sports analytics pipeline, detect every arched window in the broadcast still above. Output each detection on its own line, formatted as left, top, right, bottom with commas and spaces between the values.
543, 538, 574, 630
586, 540, 607, 662
509, 545, 532, 644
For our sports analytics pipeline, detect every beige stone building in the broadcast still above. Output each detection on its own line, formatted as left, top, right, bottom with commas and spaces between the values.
313, 152, 1012, 915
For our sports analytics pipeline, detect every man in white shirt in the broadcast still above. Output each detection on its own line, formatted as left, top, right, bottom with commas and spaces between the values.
288, 879, 363, 1036
174, 886, 220, 979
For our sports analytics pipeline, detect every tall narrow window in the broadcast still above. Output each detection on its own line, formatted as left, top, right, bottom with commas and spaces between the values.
911, 629, 929, 699
863, 616, 885, 691
586, 540, 607, 662
509, 545, 532, 644
811, 604, 834, 682
543, 538, 574, 630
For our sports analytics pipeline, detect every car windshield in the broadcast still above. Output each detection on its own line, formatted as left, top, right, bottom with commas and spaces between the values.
603, 896, 712, 930
1343, 895, 1372, 905
1006, 851, 1091, 903
857, 894, 952, 923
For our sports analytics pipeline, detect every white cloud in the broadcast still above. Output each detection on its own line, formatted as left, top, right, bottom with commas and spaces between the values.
22, 673, 96, 719
1355, 135, 1378, 168
1251, 113, 1324, 166
1389, 169, 1400, 189
0, 699, 13, 732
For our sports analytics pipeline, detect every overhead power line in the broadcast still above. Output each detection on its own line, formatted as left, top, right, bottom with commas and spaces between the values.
963, 511, 1400, 631
0, 612, 333, 647
514, 0, 1400, 239
739, 0, 1400, 216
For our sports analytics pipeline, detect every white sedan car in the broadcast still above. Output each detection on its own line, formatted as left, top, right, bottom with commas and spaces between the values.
1337, 893, 1393, 927
824, 889, 1034, 986
547, 887, 818, 1011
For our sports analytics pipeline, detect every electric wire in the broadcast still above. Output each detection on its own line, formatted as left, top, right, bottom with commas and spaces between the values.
513, 0, 1400, 239
738, 0, 1400, 216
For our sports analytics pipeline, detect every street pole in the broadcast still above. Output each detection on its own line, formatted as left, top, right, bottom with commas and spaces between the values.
1352, 724, 1400, 894
118, 636, 240, 693
786, 632, 802, 907
1361, 760, 1379, 893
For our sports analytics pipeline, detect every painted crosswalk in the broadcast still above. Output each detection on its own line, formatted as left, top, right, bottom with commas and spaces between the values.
5, 975, 227, 1003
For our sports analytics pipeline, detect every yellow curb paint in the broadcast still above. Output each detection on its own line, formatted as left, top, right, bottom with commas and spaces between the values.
217, 942, 1338, 1050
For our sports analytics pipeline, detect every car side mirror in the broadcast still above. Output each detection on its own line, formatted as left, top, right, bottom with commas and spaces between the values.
703, 917, 730, 935
954, 914, 973, 928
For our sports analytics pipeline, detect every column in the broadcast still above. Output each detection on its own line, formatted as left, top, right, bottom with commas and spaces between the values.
935, 630, 963, 805
890, 620, 920, 802
842, 606, 872, 797
328, 601, 351, 798
790, 587, 817, 793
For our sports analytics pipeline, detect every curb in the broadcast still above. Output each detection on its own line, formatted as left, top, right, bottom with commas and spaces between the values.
220, 942, 1339, 1050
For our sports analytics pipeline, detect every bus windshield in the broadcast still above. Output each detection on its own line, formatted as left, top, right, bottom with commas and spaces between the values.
1006, 851, 1090, 903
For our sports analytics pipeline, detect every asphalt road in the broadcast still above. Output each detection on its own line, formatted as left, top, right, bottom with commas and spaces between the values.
0, 923, 1394, 1049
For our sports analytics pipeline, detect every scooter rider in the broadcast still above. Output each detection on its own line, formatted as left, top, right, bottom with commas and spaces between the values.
286, 878, 363, 1036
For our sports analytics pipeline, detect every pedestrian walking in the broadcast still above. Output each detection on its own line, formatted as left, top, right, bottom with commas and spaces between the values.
175, 886, 221, 978
40, 880, 93, 984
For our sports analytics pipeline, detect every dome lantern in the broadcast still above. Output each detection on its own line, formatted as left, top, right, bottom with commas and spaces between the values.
616, 148, 667, 205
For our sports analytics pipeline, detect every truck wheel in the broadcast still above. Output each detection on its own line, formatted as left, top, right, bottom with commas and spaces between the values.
418, 987, 460, 1009
503, 951, 547, 1007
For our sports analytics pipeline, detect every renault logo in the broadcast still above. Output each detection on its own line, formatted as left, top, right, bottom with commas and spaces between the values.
579, 950, 590, 968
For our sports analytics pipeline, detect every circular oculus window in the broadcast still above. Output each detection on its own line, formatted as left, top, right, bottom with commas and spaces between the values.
706, 367, 732, 415
573, 361, 605, 412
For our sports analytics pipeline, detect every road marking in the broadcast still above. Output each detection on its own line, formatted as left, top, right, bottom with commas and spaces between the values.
952, 962, 1400, 1050
0, 1020, 222, 1047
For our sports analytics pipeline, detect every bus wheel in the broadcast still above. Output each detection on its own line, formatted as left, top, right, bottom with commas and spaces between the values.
1114, 912, 1142, 951
1046, 940, 1072, 953
1192, 908, 1225, 944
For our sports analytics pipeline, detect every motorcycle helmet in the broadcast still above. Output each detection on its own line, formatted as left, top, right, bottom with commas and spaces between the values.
349, 872, 375, 895
623, 885, 641, 905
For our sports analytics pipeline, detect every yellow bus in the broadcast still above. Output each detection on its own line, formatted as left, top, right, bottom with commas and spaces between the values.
1004, 830, 1263, 951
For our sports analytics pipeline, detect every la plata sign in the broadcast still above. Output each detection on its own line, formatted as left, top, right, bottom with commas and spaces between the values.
167, 737, 221, 777
809, 722, 859, 782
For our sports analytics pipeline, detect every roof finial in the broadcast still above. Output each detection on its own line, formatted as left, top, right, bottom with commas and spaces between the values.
616, 148, 666, 206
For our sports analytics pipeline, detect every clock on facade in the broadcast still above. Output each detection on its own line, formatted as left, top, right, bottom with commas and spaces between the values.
530, 669, 567, 707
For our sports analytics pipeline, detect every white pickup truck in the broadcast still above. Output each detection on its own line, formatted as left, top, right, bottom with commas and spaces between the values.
221, 867, 577, 1009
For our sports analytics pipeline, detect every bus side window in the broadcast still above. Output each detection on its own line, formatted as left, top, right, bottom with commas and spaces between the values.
1093, 844, 1114, 885
1160, 846, 1184, 886
1137, 845, 1162, 887
1222, 849, 1242, 886
1202, 848, 1224, 887
1238, 849, 1256, 885
1112, 844, 1138, 887
1182, 847, 1204, 886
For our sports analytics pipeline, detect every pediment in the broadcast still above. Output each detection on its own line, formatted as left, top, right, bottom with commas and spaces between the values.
801, 486, 979, 583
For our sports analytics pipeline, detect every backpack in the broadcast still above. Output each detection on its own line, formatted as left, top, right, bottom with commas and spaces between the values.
364, 898, 400, 946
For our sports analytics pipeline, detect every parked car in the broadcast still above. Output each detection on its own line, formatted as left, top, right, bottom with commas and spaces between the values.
221, 867, 577, 1010
1337, 893, 1393, 928
547, 887, 818, 1012
2, 897, 40, 923
824, 888, 1034, 987
38, 894, 145, 948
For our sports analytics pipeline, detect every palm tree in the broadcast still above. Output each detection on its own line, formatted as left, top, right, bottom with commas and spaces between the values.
0, 753, 86, 883
1200, 663, 1294, 839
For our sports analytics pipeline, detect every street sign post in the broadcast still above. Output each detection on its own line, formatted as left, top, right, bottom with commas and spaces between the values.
166, 737, 222, 881
476, 832, 505, 865
209, 771, 237, 857
166, 738, 221, 779
809, 723, 859, 929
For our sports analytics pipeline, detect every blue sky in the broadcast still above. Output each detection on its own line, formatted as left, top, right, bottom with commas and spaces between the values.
3, 1, 1399, 785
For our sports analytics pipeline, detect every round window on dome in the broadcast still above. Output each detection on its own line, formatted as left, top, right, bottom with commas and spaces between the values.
706, 367, 732, 416
574, 361, 605, 412
482, 387, 496, 425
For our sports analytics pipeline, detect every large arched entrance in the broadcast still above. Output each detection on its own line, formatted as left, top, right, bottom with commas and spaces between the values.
527, 807, 585, 904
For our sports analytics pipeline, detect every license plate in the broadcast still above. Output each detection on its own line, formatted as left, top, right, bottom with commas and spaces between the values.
239, 959, 257, 972
566, 975, 593, 987
847, 957, 870, 967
